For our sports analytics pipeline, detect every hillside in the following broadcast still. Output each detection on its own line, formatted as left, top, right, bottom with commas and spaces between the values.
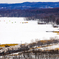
0, 2, 59, 10
0, 2, 59, 24
0, 7, 59, 23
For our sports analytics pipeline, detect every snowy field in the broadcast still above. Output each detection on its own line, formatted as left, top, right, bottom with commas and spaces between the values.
0, 17, 59, 44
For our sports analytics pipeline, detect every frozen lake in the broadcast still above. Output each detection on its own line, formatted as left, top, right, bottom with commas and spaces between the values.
0, 17, 59, 44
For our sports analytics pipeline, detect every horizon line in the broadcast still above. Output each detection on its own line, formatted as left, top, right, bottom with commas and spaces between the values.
0, 1, 59, 4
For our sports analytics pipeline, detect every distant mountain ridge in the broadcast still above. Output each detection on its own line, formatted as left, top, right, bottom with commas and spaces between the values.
0, 2, 59, 10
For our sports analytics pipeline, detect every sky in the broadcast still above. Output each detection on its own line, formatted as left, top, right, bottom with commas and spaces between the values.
0, 0, 59, 3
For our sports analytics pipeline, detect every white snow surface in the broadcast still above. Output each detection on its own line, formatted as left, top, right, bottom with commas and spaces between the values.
39, 43, 59, 50
0, 17, 59, 44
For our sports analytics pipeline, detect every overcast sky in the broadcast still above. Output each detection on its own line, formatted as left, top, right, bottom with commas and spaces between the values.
0, 0, 59, 3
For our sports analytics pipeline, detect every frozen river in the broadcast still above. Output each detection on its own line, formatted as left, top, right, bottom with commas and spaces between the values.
0, 17, 59, 44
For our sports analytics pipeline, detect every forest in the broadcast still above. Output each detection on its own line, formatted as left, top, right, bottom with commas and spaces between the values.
0, 7, 59, 24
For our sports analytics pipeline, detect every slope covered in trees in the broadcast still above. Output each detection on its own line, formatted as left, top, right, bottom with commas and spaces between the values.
0, 7, 59, 24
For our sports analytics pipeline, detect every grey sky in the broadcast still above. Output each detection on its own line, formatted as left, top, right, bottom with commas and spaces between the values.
0, 0, 59, 3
